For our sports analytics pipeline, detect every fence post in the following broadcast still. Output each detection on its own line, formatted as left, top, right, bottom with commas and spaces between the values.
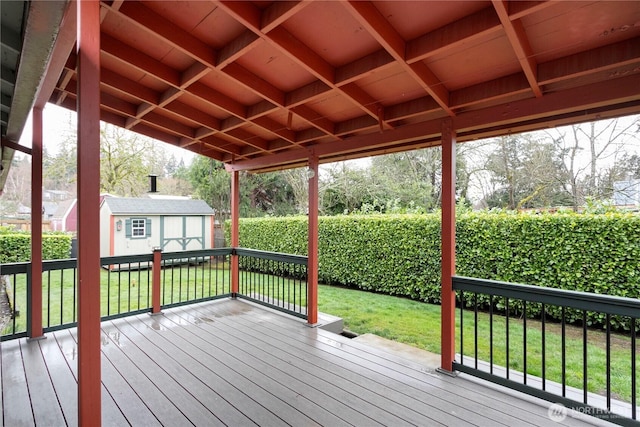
151, 248, 162, 314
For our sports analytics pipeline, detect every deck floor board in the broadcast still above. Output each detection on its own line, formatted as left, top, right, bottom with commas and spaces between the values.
19, 339, 67, 426
1, 298, 612, 427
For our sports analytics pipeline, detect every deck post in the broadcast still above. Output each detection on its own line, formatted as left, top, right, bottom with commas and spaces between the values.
307, 153, 319, 325
28, 106, 43, 339
151, 248, 162, 314
440, 118, 457, 372
231, 170, 240, 296
76, 0, 102, 425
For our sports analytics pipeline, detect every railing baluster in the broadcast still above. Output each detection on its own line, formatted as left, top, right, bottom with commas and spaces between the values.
583, 310, 588, 404
73, 267, 77, 323
47, 270, 51, 327
542, 302, 546, 391
474, 292, 478, 370
562, 306, 566, 397
59, 269, 64, 326
606, 313, 611, 411
489, 294, 493, 374
460, 291, 464, 366
505, 297, 509, 379
127, 263, 132, 313
632, 317, 637, 420
523, 300, 527, 385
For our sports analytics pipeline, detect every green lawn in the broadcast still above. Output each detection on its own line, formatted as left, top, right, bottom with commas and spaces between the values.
318, 284, 639, 405
3, 262, 232, 334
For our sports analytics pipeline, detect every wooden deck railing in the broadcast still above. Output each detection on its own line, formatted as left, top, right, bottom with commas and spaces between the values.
235, 248, 309, 320
0, 248, 308, 340
453, 276, 639, 426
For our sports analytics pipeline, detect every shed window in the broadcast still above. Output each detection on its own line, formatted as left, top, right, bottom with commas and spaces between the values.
125, 218, 152, 238
132, 219, 146, 237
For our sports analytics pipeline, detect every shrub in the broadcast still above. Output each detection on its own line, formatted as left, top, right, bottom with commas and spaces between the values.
227, 212, 640, 329
0, 233, 73, 263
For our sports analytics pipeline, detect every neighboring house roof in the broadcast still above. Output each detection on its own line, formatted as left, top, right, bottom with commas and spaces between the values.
103, 197, 214, 215
51, 199, 76, 219
43, 201, 59, 217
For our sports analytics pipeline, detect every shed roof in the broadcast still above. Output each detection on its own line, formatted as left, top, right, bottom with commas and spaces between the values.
103, 197, 214, 215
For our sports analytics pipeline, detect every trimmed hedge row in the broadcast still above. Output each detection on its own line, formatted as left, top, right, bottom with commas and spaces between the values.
0, 233, 73, 263
229, 212, 640, 329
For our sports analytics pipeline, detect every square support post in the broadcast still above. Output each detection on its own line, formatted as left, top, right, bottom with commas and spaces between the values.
307, 154, 319, 325
151, 248, 162, 314
29, 106, 43, 339
230, 170, 240, 296
76, 1, 102, 424
441, 118, 457, 372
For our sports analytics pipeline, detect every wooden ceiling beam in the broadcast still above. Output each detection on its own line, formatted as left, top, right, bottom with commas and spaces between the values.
450, 73, 531, 110
294, 127, 329, 144
385, 96, 441, 121
222, 62, 286, 106
538, 37, 640, 85
109, 1, 216, 67
164, 100, 221, 131
261, 1, 310, 34
266, 26, 336, 85
343, 0, 453, 115
339, 83, 393, 130
285, 81, 332, 108
187, 82, 247, 119
290, 105, 336, 135
225, 128, 271, 152
335, 49, 395, 86
247, 100, 279, 119
251, 116, 296, 143
219, 0, 395, 135
217, 30, 260, 68
508, 1, 555, 20
218, 1, 262, 30
100, 34, 180, 87
137, 110, 197, 139
199, 135, 243, 156
453, 73, 640, 134
492, 0, 541, 97
100, 68, 160, 105
406, 7, 501, 63
335, 115, 379, 136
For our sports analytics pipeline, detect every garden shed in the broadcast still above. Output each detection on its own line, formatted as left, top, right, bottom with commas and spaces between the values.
100, 197, 215, 257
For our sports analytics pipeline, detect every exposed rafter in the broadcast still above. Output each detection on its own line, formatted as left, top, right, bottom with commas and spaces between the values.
30, 0, 640, 174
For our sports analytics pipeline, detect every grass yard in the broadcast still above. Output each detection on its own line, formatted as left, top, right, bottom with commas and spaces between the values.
2, 262, 232, 335
318, 284, 640, 405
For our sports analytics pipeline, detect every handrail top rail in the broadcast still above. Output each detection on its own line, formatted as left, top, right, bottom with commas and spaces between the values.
0, 262, 30, 274
453, 275, 640, 317
234, 247, 308, 265
161, 248, 233, 260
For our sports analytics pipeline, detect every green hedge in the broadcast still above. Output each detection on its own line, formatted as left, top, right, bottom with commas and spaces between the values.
0, 233, 73, 263
229, 212, 640, 329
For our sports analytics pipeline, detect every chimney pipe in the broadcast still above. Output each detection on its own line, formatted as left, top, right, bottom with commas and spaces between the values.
148, 174, 158, 193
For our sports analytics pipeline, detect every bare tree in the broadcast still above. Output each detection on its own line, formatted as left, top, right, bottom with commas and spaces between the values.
548, 116, 640, 209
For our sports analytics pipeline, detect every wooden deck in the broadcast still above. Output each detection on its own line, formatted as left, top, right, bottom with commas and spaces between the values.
1, 299, 610, 427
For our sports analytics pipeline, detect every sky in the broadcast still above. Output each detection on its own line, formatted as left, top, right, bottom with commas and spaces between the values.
18, 103, 195, 164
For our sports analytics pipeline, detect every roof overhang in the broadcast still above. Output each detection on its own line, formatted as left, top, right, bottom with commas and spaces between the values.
0, 0, 69, 191
2, 0, 640, 183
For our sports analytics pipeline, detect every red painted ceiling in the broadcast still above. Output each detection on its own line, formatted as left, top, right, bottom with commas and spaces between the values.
49, 1, 640, 171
